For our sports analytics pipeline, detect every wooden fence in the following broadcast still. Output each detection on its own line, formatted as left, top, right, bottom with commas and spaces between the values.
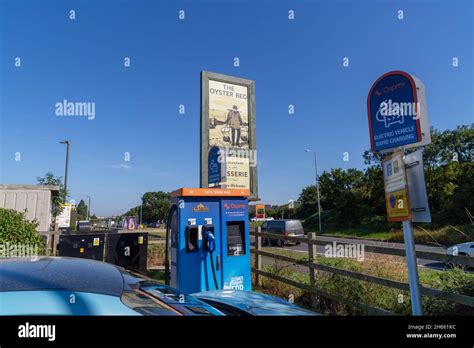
251, 229, 474, 315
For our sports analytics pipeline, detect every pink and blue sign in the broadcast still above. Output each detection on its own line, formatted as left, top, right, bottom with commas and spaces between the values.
367, 71, 422, 152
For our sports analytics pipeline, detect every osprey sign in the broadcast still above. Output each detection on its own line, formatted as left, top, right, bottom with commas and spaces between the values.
367, 71, 430, 315
367, 71, 429, 152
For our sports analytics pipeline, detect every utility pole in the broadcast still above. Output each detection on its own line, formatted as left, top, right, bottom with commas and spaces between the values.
305, 149, 322, 232
139, 193, 143, 225
140, 202, 143, 225
59, 140, 71, 202
87, 196, 91, 221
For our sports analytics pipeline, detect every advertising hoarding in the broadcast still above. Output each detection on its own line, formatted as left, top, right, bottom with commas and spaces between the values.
56, 203, 73, 228
255, 204, 265, 219
201, 71, 258, 200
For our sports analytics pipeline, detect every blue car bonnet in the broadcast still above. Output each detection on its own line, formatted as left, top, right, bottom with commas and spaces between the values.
192, 289, 318, 315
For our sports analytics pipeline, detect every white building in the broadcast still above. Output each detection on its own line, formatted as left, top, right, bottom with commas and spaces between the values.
0, 184, 60, 232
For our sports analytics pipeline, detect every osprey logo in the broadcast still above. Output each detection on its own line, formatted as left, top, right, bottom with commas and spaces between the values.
192, 203, 209, 212
18, 322, 56, 341
224, 203, 246, 210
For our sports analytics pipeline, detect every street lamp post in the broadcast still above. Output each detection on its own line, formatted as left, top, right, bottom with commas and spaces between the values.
305, 149, 322, 232
140, 202, 143, 225
59, 140, 71, 202
87, 196, 91, 221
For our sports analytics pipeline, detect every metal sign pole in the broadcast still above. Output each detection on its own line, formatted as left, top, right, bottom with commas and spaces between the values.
402, 219, 423, 315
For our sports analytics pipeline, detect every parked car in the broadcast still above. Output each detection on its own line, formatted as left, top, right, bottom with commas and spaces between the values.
447, 242, 474, 257
260, 219, 304, 247
0, 257, 223, 316
446, 242, 474, 269
148, 222, 161, 228
0, 257, 317, 316
192, 290, 317, 316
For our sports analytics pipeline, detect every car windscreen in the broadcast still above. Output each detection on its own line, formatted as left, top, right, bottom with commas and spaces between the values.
285, 220, 303, 232
197, 299, 250, 316
137, 282, 224, 316
119, 271, 223, 316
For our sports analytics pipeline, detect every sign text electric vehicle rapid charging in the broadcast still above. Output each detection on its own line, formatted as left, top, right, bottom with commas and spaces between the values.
165, 188, 251, 294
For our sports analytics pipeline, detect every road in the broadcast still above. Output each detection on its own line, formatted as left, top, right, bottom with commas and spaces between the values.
252, 234, 452, 271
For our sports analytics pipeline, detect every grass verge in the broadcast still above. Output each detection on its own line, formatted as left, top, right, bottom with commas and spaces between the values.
255, 249, 474, 315
317, 225, 474, 246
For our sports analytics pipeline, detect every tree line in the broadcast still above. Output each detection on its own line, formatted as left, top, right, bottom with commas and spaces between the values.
269, 125, 474, 231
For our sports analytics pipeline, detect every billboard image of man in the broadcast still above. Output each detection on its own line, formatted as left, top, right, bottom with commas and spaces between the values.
226, 105, 243, 147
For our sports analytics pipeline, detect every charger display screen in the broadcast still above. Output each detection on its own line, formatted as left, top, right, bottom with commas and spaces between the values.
226, 221, 246, 256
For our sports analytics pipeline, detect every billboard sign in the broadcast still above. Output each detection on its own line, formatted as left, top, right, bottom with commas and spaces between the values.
201, 71, 258, 199
368, 71, 430, 152
382, 150, 411, 221
56, 203, 73, 228
255, 204, 265, 219
122, 216, 137, 230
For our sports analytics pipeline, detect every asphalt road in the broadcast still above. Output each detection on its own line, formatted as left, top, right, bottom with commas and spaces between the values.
252, 234, 452, 271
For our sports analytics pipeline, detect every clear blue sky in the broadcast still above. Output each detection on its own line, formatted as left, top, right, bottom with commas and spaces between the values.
1, 0, 472, 216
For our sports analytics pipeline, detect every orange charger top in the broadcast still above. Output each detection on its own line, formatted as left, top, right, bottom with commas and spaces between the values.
171, 188, 250, 198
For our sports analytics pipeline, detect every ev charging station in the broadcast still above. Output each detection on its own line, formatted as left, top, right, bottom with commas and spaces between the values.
165, 188, 251, 294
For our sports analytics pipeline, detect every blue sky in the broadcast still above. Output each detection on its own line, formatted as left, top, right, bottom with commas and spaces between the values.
1, 0, 472, 216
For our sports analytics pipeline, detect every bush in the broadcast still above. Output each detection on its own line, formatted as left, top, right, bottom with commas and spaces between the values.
0, 208, 45, 254
420, 268, 474, 315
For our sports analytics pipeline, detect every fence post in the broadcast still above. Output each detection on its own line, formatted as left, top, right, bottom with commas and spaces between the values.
255, 226, 262, 287
307, 232, 317, 308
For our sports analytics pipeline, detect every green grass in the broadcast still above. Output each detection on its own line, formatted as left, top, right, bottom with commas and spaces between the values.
250, 221, 265, 228
265, 247, 308, 261
143, 229, 166, 238
313, 225, 474, 246
257, 249, 474, 315
319, 229, 393, 240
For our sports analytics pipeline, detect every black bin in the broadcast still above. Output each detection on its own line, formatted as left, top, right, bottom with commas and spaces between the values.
104, 233, 148, 273
58, 234, 105, 261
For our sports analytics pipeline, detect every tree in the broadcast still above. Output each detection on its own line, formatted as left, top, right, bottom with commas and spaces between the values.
76, 200, 88, 219
297, 184, 321, 222
0, 208, 45, 253
141, 191, 171, 223
124, 191, 172, 223
37, 172, 67, 218
296, 125, 474, 231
